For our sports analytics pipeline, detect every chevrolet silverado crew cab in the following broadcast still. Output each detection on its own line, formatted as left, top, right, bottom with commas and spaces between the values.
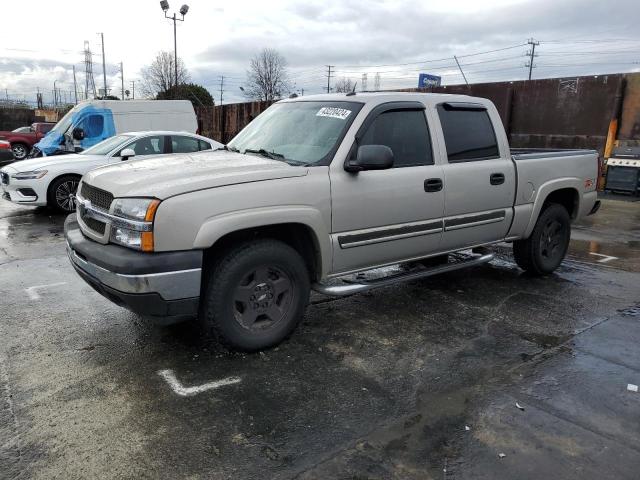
64, 93, 600, 351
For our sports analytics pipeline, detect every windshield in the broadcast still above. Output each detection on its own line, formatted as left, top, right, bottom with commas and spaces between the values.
81, 135, 133, 155
12, 127, 31, 133
227, 101, 363, 165
49, 105, 80, 136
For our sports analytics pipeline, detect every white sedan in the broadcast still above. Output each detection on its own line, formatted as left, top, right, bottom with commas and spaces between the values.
0, 131, 222, 212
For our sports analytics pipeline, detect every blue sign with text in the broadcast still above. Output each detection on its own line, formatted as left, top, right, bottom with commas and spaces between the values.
418, 73, 442, 88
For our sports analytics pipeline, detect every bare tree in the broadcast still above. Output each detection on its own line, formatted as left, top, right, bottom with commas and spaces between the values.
334, 77, 355, 93
244, 48, 291, 101
140, 51, 190, 97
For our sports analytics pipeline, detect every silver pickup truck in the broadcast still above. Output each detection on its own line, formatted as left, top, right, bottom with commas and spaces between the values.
64, 93, 600, 351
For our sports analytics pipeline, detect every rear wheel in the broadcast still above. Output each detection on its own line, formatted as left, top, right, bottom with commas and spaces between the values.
513, 203, 571, 275
11, 143, 28, 160
200, 239, 310, 351
47, 175, 80, 213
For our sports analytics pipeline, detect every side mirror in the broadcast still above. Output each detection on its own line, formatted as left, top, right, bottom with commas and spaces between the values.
72, 127, 85, 141
120, 148, 136, 160
344, 145, 394, 173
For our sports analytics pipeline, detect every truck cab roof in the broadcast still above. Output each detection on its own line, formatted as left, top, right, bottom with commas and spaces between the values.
280, 91, 490, 107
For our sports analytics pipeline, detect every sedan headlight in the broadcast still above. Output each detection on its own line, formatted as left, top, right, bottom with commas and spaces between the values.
12, 170, 47, 180
109, 198, 160, 252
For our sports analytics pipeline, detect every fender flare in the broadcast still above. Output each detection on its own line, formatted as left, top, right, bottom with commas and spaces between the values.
523, 177, 581, 238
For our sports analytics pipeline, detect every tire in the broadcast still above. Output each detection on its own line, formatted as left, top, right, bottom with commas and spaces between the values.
513, 203, 571, 275
47, 175, 81, 213
11, 143, 29, 160
200, 239, 311, 351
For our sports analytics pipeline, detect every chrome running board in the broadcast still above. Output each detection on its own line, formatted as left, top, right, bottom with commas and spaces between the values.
313, 249, 494, 297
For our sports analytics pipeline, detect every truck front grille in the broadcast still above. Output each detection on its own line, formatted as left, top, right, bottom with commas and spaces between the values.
83, 216, 106, 235
80, 183, 113, 211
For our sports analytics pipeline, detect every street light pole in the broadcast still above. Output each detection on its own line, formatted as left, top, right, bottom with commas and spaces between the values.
160, 2, 189, 90
173, 13, 178, 89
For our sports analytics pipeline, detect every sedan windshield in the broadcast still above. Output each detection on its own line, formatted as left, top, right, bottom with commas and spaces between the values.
227, 101, 363, 165
80, 135, 133, 155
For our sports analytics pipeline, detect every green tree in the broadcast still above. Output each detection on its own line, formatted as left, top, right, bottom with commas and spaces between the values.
156, 83, 215, 107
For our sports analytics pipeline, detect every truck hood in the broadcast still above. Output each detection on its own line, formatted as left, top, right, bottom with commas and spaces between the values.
82, 150, 309, 199
3, 153, 106, 173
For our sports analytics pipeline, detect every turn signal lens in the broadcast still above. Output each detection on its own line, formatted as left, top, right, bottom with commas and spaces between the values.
141, 231, 154, 252
145, 199, 160, 222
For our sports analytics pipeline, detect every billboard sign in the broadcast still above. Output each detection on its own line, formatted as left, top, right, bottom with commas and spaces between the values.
418, 73, 442, 88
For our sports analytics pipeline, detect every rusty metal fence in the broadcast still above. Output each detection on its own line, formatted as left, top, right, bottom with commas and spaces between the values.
197, 73, 640, 156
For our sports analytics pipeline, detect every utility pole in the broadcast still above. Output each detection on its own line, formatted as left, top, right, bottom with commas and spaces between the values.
454, 56, 470, 88
120, 62, 125, 100
99, 32, 107, 97
219, 75, 224, 105
131, 80, 136, 100
72, 66, 78, 104
53, 80, 58, 107
526, 38, 539, 81
326, 65, 333, 93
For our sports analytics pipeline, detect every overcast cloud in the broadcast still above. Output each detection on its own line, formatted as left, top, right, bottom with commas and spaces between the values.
1, 0, 639, 105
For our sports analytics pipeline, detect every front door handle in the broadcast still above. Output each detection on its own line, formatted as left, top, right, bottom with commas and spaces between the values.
424, 178, 443, 192
490, 173, 505, 185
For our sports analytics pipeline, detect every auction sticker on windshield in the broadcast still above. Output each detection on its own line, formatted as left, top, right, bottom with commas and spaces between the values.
316, 107, 352, 120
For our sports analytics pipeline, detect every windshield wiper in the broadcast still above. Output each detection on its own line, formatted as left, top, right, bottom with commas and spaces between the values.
244, 148, 286, 160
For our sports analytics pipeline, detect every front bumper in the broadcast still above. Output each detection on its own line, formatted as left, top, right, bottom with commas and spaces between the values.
64, 215, 203, 322
0, 168, 48, 206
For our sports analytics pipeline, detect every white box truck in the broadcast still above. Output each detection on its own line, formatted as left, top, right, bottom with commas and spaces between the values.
30, 100, 197, 157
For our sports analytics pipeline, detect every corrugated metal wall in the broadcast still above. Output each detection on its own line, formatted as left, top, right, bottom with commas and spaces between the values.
400, 73, 635, 156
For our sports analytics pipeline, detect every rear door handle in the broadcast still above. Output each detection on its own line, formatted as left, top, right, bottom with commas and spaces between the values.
490, 173, 505, 185
424, 178, 443, 192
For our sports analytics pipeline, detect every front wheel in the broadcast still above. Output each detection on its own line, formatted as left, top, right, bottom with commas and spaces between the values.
11, 143, 29, 160
200, 239, 310, 351
513, 203, 571, 275
47, 175, 80, 213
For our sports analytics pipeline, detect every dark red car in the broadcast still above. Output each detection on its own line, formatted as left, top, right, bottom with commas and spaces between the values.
0, 140, 14, 167
0, 122, 55, 160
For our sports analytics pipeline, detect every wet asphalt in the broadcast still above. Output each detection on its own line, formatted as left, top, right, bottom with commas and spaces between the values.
0, 197, 639, 480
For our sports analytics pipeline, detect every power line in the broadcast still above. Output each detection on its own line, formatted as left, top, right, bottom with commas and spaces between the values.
334, 43, 528, 69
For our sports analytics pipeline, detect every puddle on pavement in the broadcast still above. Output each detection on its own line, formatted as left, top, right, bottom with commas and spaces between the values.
568, 238, 640, 272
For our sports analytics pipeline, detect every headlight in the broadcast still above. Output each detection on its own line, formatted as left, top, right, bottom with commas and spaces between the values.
112, 198, 160, 221
12, 170, 47, 180
109, 198, 160, 252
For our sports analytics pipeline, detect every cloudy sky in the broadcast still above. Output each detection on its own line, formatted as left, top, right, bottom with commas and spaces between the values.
1, 0, 639, 105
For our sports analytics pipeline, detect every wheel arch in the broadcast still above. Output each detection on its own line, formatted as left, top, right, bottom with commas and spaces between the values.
46, 172, 82, 207
202, 223, 323, 283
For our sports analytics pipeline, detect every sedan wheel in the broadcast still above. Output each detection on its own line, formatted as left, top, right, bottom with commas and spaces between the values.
48, 177, 81, 213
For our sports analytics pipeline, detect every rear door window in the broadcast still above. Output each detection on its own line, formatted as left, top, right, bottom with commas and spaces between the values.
359, 110, 433, 167
437, 105, 499, 162
198, 140, 212, 151
171, 136, 201, 153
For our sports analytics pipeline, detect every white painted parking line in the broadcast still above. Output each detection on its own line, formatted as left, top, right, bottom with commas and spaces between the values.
24, 282, 67, 300
158, 369, 241, 397
589, 252, 619, 263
